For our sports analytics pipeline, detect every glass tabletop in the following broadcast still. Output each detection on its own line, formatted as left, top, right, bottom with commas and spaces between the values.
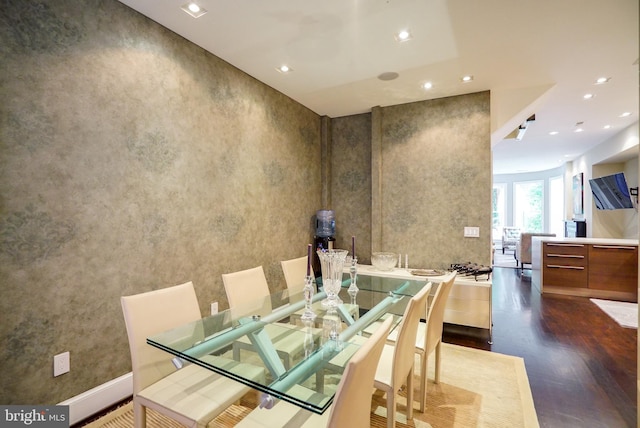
147, 274, 428, 414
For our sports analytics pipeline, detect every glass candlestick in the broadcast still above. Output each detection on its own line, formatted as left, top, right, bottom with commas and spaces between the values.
300, 275, 317, 322
348, 256, 359, 305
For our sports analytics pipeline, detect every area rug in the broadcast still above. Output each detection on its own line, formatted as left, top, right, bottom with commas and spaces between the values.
590, 298, 638, 329
82, 344, 539, 428
493, 251, 519, 269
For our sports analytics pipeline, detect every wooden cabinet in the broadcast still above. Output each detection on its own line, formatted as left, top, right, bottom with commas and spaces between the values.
442, 277, 491, 330
542, 243, 588, 288
589, 244, 637, 299
537, 239, 638, 302
352, 265, 492, 341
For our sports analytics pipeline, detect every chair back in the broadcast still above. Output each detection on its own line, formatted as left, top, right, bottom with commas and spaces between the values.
425, 272, 456, 355
222, 266, 272, 317
392, 283, 432, 387
121, 281, 202, 394
328, 317, 393, 428
280, 256, 313, 295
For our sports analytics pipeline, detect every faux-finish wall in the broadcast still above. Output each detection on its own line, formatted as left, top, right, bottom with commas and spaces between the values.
330, 95, 492, 269
375, 93, 492, 269
0, 0, 321, 404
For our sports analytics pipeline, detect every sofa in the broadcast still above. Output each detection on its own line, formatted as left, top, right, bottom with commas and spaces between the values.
515, 232, 556, 271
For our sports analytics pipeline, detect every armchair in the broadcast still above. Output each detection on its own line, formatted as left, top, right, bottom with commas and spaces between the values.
515, 232, 556, 271
501, 227, 520, 254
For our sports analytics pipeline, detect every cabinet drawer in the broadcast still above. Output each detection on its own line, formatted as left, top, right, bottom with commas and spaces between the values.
543, 242, 587, 272
543, 263, 588, 288
543, 242, 587, 257
543, 253, 586, 267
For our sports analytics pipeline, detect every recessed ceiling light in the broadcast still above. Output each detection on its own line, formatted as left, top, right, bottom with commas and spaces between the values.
181, 2, 207, 18
595, 77, 611, 84
620, 112, 632, 117
422, 82, 433, 90
277, 65, 292, 73
395, 30, 412, 42
461, 75, 473, 83
574, 128, 584, 133
583, 93, 594, 100
549, 131, 559, 135
603, 125, 611, 129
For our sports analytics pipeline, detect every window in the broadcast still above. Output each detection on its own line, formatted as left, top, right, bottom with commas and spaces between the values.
514, 180, 543, 232
492, 183, 507, 241
549, 175, 564, 237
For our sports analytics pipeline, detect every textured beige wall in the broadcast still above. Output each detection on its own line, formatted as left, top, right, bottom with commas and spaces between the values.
330, 93, 491, 267
0, 0, 321, 404
373, 93, 492, 269
329, 114, 372, 261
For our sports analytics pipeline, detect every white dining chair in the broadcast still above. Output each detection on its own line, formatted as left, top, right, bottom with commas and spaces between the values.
234, 316, 394, 428
222, 265, 314, 369
281, 255, 313, 295
373, 282, 432, 428
121, 281, 264, 428
416, 271, 456, 412
383, 272, 456, 412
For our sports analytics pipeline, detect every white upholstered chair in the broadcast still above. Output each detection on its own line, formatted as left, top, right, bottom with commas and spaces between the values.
383, 272, 456, 412
373, 283, 432, 428
121, 281, 262, 428
417, 272, 455, 412
281, 255, 312, 295
223, 266, 273, 317
222, 265, 311, 369
234, 316, 394, 428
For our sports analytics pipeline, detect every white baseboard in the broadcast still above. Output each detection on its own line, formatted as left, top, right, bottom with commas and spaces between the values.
58, 372, 132, 425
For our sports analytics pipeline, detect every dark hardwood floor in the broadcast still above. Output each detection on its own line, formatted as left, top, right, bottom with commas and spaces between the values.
444, 266, 637, 428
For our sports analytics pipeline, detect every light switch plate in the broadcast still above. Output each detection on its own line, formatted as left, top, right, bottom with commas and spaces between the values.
464, 226, 480, 238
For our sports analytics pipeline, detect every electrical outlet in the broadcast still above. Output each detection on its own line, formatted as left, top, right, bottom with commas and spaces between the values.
211, 302, 219, 315
53, 352, 70, 377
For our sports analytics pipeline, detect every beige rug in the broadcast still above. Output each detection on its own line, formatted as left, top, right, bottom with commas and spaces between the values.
493, 251, 518, 269
591, 298, 638, 329
82, 344, 539, 428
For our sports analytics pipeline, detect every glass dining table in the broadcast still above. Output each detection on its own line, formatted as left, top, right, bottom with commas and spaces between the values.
146, 273, 428, 416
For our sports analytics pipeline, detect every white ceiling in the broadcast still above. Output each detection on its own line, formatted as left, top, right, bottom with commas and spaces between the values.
118, 0, 639, 174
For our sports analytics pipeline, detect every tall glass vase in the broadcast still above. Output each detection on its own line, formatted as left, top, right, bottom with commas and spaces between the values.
317, 249, 348, 309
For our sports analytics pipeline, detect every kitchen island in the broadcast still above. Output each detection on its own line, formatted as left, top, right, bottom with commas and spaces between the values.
531, 237, 638, 302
